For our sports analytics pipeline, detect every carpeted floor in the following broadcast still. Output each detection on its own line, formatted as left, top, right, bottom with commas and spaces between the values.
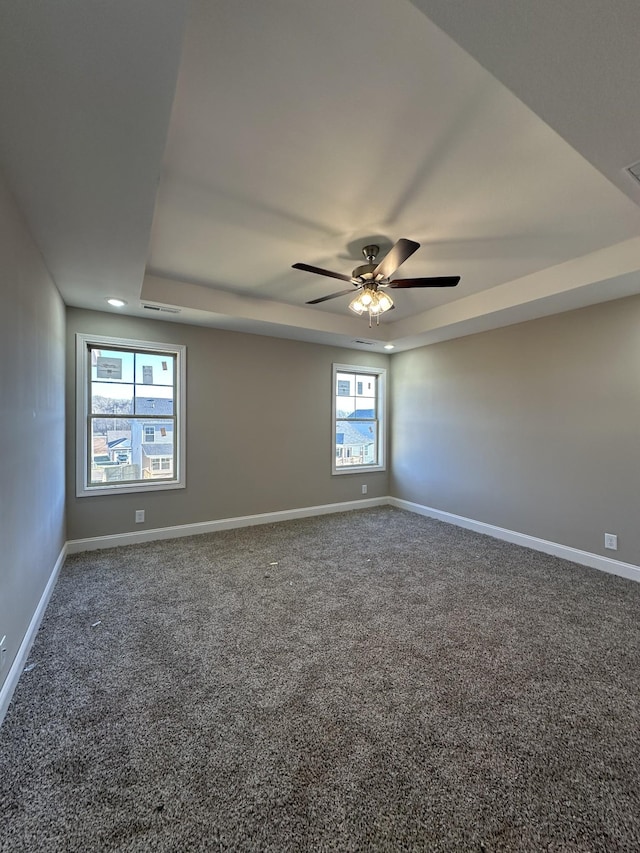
1, 507, 639, 852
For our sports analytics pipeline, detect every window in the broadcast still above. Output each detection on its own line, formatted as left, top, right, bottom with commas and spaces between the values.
332, 364, 386, 474
76, 334, 186, 496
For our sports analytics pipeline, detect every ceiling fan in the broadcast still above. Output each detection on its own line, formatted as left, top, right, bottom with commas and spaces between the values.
292, 239, 460, 325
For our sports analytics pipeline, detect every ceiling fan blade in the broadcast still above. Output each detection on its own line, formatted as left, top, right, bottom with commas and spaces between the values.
389, 276, 460, 288
306, 288, 357, 305
292, 262, 354, 283
373, 238, 420, 279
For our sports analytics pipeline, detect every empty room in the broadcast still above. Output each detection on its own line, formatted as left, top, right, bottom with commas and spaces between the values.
1, 1, 639, 850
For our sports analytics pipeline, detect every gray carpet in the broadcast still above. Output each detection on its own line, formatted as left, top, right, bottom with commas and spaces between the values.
1, 507, 639, 852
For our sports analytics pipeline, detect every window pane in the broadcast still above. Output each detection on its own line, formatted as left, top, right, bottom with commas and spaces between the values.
91, 348, 135, 384
134, 353, 175, 387
336, 373, 355, 396
91, 383, 134, 416
335, 420, 377, 467
335, 395, 355, 418
89, 417, 175, 485
354, 396, 376, 417
356, 374, 376, 398
90, 418, 138, 484
134, 386, 174, 416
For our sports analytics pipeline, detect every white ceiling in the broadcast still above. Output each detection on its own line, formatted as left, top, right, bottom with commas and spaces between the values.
1, 0, 639, 353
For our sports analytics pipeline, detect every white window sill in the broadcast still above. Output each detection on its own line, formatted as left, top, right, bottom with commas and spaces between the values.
332, 464, 386, 476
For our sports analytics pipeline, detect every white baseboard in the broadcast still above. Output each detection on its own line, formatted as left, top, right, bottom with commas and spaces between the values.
66, 496, 389, 554
0, 543, 67, 728
67, 495, 640, 582
390, 497, 640, 584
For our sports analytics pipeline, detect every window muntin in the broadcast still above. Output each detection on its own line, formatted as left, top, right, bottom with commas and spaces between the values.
332, 364, 386, 474
76, 334, 186, 496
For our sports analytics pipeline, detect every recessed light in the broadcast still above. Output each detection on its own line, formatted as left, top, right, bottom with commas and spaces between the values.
383, 344, 395, 350
106, 298, 127, 308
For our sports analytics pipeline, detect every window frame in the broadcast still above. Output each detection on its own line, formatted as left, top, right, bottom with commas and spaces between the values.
332, 363, 386, 475
76, 333, 186, 497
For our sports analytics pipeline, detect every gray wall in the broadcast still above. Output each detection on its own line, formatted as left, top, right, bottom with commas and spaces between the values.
0, 171, 66, 691
391, 295, 640, 565
66, 309, 389, 540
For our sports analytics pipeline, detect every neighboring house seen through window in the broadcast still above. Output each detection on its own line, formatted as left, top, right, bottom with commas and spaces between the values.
332, 363, 386, 474
76, 334, 186, 496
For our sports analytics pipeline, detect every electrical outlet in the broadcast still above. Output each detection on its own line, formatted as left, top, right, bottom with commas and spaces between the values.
361, 484, 368, 495
0, 635, 7, 670
135, 510, 145, 523
604, 533, 618, 551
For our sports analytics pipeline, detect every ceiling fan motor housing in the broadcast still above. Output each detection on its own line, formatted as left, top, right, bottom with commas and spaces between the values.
353, 245, 384, 283
352, 262, 379, 281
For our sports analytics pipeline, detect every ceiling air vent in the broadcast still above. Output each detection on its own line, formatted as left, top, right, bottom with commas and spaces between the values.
353, 339, 375, 346
625, 160, 640, 185
142, 304, 181, 314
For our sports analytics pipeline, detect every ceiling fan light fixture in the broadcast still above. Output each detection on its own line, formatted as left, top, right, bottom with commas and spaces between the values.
349, 288, 393, 325
348, 295, 366, 315
377, 292, 393, 312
